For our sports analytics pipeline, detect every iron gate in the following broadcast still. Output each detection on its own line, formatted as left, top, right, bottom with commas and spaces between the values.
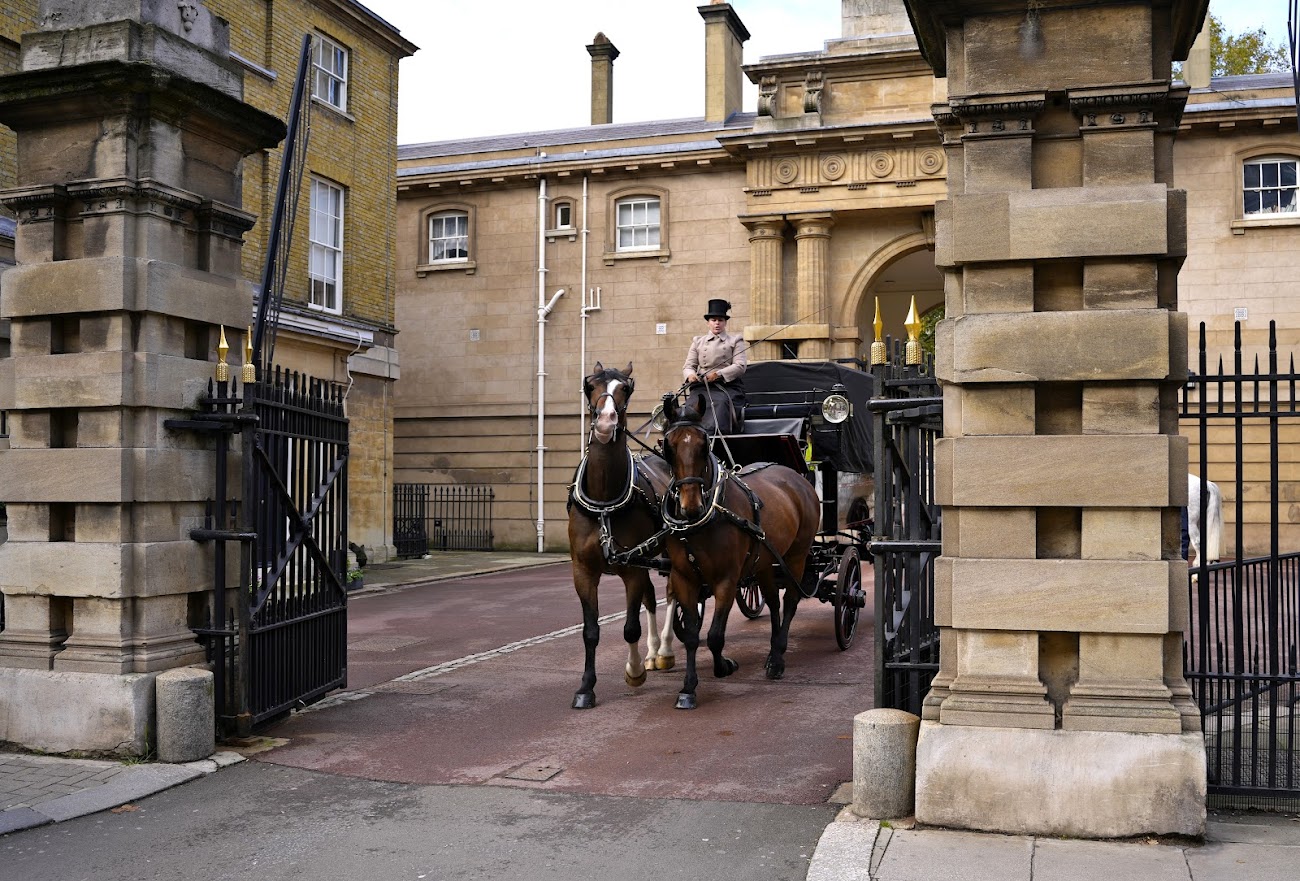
1182, 320, 1300, 809
173, 367, 349, 734
870, 342, 942, 715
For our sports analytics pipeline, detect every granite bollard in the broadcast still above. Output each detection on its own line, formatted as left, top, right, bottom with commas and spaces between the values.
852, 708, 920, 819
155, 667, 215, 763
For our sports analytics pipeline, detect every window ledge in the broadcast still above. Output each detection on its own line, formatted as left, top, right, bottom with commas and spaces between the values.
311, 96, 355, 123
546, 227, 578, 242
1230, 214, 1300, 234
417, 260, 476, 277
602, 248, 670, 265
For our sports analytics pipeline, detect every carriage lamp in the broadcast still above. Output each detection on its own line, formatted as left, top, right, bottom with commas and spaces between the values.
650, 398, 670, 432
870, 297, 886, 365
904, 296, 922, 366
215, 325, 229, 382
821, 387, 850, 424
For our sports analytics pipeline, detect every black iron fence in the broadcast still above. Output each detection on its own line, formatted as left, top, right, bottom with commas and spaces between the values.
1181, 320, 1300, 810
393, 483, 495, 556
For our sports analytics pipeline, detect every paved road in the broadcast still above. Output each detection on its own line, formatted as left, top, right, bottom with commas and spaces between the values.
1, 561, 878, 881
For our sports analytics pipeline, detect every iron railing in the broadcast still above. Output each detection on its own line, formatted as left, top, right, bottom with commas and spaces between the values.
870, 341, 942, 715
393, 483, 495, 556
1181, 320, 1300, 810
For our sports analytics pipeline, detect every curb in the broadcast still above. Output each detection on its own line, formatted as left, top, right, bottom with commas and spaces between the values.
806, 809, 881, 881
0, 751, 245, 835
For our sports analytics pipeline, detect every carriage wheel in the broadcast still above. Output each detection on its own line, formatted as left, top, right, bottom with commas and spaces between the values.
673, 594, 708, 642
833, 547, 863, 651
736, 581, 766, 619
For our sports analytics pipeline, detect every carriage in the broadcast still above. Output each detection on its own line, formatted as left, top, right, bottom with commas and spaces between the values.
651, 359, 874, 650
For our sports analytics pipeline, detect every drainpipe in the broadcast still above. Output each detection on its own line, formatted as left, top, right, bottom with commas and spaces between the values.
579, 174, 601, 445
536, 170, 565, 552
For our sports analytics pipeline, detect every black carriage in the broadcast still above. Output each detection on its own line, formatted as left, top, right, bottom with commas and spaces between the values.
652, 360, 874, 649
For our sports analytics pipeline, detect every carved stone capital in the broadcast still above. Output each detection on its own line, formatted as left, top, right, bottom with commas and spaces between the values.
0, 184, 70, 223
757, 75, 777, 118
950, 92, 1046, 138
803, 70, 824, 115
1067, 83, 1185, 132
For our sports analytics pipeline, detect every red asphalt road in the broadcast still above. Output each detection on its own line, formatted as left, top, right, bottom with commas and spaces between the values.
258, 562, 877, 806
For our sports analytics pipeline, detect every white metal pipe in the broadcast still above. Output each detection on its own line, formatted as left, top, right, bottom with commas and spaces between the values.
580, 174, 589, 444
536, 174, 549, 552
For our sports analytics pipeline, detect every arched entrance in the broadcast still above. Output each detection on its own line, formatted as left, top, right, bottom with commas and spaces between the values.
841, 233, 943, 353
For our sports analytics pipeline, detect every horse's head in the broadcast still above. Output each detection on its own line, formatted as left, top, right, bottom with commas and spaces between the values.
662, 393, 712, 520
583, 361, 635, 445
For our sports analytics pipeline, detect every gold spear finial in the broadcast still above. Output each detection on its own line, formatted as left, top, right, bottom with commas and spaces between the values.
216, 326, 230, 382
904, 296, 922, 365
242, 326, 256, 383
870, 297, 886, 365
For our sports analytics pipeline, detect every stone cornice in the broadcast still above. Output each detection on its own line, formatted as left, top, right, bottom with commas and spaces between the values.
313, 0, 419, 58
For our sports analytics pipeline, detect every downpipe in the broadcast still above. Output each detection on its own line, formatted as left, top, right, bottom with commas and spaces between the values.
536, 288, 565, 552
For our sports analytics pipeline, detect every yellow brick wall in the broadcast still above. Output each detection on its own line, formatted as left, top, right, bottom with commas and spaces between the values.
0, 3, 41, 208
206, 0, 403, 330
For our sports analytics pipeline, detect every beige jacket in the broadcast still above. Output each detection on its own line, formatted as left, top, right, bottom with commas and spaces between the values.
683, 331, 748, 383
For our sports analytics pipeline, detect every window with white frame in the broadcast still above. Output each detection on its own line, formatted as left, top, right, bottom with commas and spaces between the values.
1243, 156, 1298, 216
309, 178, 344, 313
615, 196, 660, 250
428, 210, 469, 261
312, 34, 348, 111
554, 202, 573, 229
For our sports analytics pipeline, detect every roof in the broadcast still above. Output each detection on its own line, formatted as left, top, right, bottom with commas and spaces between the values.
399, 114, 757, 160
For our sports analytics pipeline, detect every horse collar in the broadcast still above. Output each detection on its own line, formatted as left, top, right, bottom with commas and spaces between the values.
570, 447, 637, 515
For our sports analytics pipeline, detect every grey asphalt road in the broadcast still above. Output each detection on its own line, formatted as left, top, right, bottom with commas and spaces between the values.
0, 760, 836, 881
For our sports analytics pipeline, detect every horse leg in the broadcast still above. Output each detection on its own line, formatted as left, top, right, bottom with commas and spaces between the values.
672, 574, 701, 710
641, 579, 676, 671
708, 585, 740, 678
621, 569, 649, 688
765, 570, 801, 681
572, 563, 601, 709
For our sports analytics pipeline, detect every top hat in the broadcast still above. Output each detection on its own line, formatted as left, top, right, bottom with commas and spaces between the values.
704, 298, 732, 319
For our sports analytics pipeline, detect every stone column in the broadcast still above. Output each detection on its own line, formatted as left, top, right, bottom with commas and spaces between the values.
792, 212, 834, 361
740, 215, 784, 362
905, 0, 1207, 838
0, 1, 283, 754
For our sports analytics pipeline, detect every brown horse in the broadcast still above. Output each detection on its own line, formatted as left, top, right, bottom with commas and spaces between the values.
659, 393, 821, 709
567, 362, 675, 709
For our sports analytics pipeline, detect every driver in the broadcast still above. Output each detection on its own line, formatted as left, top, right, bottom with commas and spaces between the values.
683, 298, 747, 433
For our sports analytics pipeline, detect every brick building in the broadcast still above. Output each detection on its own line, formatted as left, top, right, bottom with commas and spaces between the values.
0, 0, 417, 560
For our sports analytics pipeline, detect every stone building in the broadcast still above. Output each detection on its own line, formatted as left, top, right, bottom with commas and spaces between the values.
394, 1, 1297, 555
0, 0, 416, 561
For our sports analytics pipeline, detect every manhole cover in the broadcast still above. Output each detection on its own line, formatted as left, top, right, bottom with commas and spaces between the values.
351, 636, 425, 652
502, 762, 564, 782
373, 681, 457, 696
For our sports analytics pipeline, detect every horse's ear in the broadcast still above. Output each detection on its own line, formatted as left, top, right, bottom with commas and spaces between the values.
623, 362, 633, 376
689, 394, 706, 419
663, 393, 679, 422
593, 361, 604, 374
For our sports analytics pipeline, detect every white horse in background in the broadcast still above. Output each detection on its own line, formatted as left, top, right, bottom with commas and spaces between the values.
1188, 474, 1224, 570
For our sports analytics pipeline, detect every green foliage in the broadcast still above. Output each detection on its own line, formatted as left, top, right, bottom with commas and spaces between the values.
1174, 14, 1289, 79
919, 304, 944, 356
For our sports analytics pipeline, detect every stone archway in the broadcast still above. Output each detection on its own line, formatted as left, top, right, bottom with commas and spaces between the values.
840, 231, 942, 355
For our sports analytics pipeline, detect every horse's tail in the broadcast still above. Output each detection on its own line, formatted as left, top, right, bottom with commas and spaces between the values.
1206, 479, 1224, 562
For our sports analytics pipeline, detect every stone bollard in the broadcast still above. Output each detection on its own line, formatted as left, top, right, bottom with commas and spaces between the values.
852, 708, 920, 819
155, 667, 216, 763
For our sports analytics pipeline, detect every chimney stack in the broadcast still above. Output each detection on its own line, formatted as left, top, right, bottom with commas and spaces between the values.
1183, 19, 1211, 89
699, 2, 750, 123
587, 32, 619, 125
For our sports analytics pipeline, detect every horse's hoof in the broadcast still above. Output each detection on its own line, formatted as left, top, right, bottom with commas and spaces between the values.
716, 658, 739, 678
765, 662, 785, 680
675, 692, 697, 710
654, 654, 676, 671
572, 692, 596, 709
625, 668, 647, 688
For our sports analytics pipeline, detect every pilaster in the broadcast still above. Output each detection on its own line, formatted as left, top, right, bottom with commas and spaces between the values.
741, 215, 785, 362
792, 212, 834, 361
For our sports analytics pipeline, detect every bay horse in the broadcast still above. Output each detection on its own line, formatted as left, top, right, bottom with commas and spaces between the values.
567, 362, 675, 709
659, 393, 821, 709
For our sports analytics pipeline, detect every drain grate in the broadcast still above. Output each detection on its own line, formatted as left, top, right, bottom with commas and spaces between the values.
351, 635, 425, 652
501, 762, 564, 782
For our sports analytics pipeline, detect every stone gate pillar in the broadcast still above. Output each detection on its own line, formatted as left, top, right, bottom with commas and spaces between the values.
0, 1, 283, 754
902, 0, 1208, 836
